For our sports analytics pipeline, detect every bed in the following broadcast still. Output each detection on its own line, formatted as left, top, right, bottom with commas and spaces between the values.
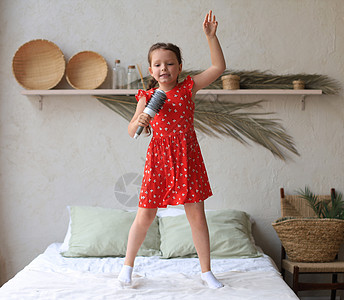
0, 206, 298, 299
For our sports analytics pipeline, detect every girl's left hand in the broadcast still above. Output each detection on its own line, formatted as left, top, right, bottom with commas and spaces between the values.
203, 10, 218, 37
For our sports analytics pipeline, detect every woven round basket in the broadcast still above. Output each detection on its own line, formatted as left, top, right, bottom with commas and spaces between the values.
272, 218, 344, 262
221, 74, 240, 90
293, 79, 305, 90
12, 39, 65, 90
66, 51, 108, 89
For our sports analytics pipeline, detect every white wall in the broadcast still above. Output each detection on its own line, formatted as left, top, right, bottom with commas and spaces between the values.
0, 0, 343, 286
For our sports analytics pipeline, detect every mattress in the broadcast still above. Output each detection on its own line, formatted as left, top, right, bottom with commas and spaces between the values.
0, 243, 298, 300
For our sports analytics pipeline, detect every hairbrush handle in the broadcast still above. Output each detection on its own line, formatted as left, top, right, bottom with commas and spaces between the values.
134, 89, 166, 139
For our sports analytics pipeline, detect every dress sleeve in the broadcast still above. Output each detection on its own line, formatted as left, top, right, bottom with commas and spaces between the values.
184, 75, 194, 98
135, 89, 147, 102
135, 89, 155, 103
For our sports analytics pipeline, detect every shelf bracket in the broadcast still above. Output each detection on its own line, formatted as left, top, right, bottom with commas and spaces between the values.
38, 95, 43, 110
301, 95, 306, 111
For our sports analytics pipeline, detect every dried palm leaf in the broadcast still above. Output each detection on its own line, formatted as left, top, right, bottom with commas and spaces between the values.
97, 96, 136, 122
222, 70, 341, 95
95, 94, 299, 160
194, 96, 299, 160
144, 70, 341, 94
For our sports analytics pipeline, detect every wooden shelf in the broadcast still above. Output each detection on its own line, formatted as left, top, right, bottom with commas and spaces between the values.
21, 89, 322, 96
21, 89, 322, 111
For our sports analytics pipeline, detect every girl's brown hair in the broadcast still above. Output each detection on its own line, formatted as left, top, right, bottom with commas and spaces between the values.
147, 43, 182, 90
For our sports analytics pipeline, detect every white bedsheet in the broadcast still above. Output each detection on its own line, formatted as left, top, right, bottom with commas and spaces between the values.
0, 243, 298, 300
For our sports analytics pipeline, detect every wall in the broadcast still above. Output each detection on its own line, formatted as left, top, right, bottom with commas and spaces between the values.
0, 0, 343, 289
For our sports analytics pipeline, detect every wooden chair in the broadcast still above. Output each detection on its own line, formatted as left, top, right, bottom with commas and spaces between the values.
280, 187, 344, 299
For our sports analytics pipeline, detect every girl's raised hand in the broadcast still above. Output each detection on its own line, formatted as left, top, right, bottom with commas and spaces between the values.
203, 10, 218, 38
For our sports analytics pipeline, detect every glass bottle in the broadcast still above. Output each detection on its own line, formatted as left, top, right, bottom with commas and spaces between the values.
127, 65, 139, 89
112, 60, 126, 89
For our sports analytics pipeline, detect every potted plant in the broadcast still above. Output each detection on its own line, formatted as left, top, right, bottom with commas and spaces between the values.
272, 187, 344, 262
298, 186, 344, 219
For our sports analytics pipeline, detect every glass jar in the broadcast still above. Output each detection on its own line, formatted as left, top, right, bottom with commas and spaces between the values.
127, 65, 139, 89
112, 59, 126, 89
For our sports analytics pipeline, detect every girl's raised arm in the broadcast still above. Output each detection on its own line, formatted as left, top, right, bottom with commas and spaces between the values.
192, 10, 226, 94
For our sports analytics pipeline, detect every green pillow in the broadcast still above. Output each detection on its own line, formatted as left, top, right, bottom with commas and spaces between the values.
159, 209, 261, 259
159, 213, 197, 259
62, 206, 160, 257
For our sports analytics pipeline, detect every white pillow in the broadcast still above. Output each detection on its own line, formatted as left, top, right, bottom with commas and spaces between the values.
59, 206, 72, 253
156, 207, 186, 218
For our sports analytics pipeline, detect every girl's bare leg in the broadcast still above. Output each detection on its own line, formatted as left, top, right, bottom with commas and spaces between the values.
184, 202, 223, 289
184, 202, 211, 272
118, 207, 157, 284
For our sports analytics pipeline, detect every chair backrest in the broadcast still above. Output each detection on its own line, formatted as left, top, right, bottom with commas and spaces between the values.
280, 188, 334, 218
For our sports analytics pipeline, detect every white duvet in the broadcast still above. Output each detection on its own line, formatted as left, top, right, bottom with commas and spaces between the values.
0, 243, 298, 300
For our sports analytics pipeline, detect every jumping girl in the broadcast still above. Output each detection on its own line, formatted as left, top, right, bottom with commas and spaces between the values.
118, 10, 226, 289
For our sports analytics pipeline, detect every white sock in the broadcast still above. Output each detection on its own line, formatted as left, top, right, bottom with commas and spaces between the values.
118, 265, 133, 285
201, 271, 224, 289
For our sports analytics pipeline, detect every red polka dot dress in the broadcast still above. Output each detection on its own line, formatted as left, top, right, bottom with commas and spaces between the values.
135, 76, 212, 208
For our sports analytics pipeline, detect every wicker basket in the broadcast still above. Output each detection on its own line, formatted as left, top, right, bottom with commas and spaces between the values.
12, 39, 65, 90
221, 74, 240, 90
293, 79, 305, 90
66, 51, 108, 89
272, 217, 344, 262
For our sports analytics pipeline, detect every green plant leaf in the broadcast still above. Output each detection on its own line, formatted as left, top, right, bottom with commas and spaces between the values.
297, 186, 344, 219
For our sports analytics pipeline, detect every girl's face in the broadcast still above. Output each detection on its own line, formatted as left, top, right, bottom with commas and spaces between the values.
149, 49, 182, 89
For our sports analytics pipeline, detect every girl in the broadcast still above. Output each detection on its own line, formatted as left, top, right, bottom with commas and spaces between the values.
119, 10, 226, 289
